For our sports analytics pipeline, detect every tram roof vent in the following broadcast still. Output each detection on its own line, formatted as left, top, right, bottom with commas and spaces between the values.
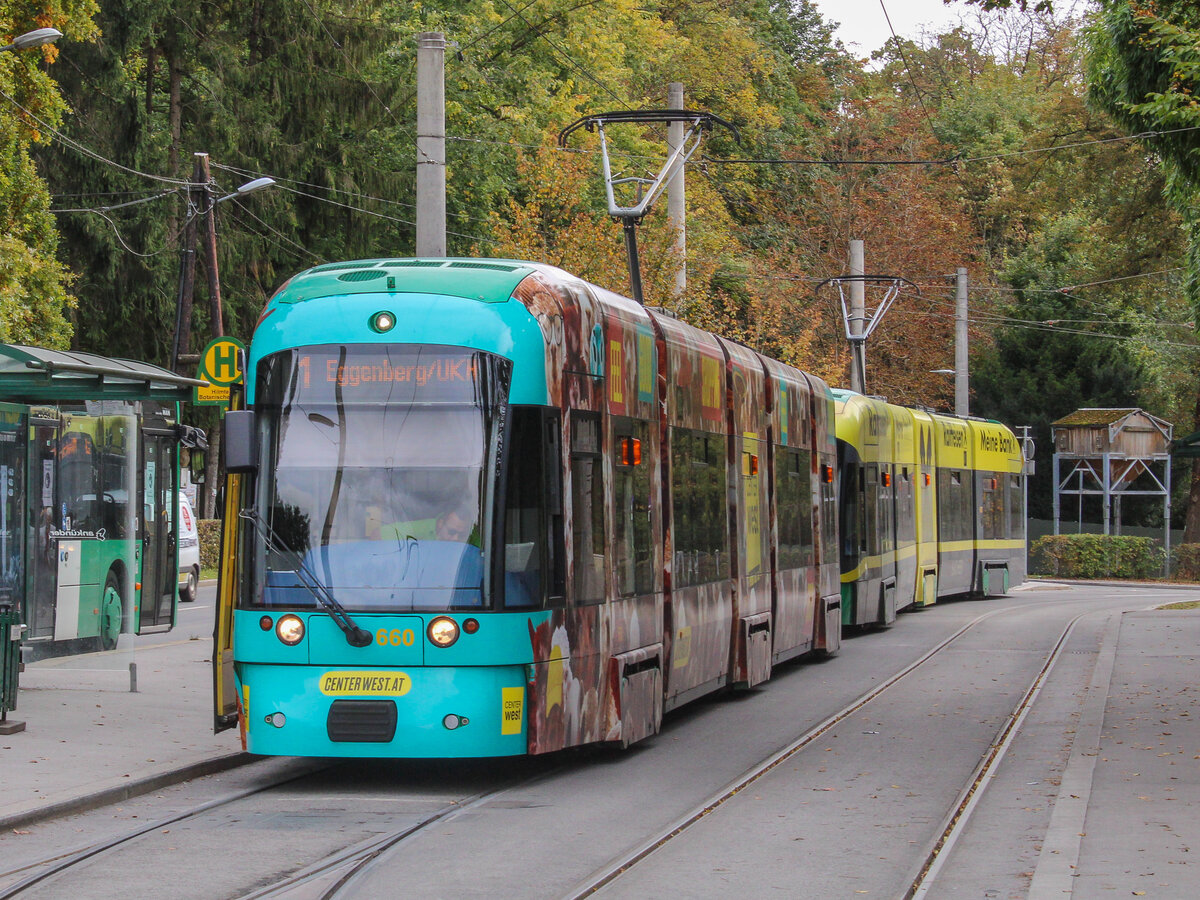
337, 270, 387, 283
448, 261, 523, 273
307, 261, 381, 274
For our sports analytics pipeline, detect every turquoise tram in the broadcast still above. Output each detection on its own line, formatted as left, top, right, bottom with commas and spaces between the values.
213, 259, 842, 757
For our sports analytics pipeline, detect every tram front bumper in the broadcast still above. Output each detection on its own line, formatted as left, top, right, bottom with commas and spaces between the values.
237, 662, 529, 758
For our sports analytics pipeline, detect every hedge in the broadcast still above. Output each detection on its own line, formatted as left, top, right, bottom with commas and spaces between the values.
198, 519, 221, 571
1171, 544, 1200, 582
1029, 534, 1164, 579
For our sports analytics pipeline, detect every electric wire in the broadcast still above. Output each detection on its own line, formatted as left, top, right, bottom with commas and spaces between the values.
0, 87, 189, 187
50, 188, 182, 214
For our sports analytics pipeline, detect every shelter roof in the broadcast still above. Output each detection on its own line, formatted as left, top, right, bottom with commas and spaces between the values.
0, 345, 204, 403
1051, 408, 1140, 427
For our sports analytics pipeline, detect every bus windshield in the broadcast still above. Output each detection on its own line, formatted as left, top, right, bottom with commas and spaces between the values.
249, 345, 511, 612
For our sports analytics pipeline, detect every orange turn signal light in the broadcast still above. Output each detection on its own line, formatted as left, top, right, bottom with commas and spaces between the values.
621, 437, 642, 466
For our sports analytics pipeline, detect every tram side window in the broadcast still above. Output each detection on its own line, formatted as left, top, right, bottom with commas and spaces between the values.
671, 427, 729, 587
938, 469, 971, 543
819, 456, 838, 564
504, 407, 565, 608
896, 467, 915, 544
980, 473, 1004, 540
776, 447, 813, 570
613, 417, 654, 596
921, 469, 935, 538
571, 411, 606, 604
838, 444, 862, 571
863, 465, 879, 556
878, 465, 895, 553
1008, 474, 1024, 540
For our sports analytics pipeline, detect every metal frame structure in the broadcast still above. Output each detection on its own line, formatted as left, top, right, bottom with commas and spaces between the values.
814, 274, 919, 395
1051, 409, 1173, 571
558, 109, 738, 305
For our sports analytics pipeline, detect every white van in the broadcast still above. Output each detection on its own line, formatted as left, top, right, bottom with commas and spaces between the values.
178, 491, 200, 602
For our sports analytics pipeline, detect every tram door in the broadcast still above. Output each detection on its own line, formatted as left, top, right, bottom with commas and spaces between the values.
27, 412, 59, 639
138, 430, 177, 630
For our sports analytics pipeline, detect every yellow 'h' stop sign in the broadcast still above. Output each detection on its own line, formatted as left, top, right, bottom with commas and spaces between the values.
195, 337, 245, 406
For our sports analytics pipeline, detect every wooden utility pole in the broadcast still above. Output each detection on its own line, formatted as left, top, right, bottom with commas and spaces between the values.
171, 154, 207, 374
172, 151, 225, 518
200, 155, 224, 338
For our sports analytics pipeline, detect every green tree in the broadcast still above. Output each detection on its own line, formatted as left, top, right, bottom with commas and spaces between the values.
0, 0, 98, 347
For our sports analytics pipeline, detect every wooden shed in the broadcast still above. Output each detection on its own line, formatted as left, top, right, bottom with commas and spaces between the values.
1050, 408, 1173, 565
1052, 408, 1171, 459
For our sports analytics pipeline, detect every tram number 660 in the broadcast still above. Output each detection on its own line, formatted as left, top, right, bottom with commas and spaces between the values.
376, 628, 416, 647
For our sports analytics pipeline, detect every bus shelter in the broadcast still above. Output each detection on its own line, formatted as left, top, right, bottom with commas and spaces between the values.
0, 345, 204, 734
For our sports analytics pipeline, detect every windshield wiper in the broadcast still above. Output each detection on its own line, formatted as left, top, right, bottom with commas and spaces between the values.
239, 509, 373, 648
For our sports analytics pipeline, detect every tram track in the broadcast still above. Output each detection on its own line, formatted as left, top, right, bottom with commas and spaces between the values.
235, 769, 562, 900
905, 612, 1089, 898
0, 760, 331, 899
0, 754, 567, 900
560, 599, 1092, 900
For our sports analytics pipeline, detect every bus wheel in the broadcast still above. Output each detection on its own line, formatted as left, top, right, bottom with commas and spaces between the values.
99, 572, 123, 651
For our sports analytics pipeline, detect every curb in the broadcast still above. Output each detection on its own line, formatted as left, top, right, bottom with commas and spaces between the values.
1030, 578, 1200, 592
0, 750, 257, 832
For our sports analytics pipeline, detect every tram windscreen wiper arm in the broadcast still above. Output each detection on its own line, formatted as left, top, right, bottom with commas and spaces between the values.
239, 509, 373, 648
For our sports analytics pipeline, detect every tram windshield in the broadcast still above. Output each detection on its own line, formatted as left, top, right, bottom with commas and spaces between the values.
249, 345, 511, 611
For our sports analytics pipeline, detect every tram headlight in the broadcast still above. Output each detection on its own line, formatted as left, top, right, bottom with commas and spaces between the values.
370, 310, 396, 333
276, 614, 305, 646
427, 616, 460, 648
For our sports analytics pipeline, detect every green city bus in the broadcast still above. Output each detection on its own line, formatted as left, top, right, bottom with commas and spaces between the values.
23, 400, 185, 651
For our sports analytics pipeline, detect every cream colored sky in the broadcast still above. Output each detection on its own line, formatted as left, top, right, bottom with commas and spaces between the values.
813, 0, 967, 56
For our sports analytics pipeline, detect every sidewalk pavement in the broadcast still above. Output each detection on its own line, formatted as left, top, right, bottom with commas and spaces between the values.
0, 624, 247, 831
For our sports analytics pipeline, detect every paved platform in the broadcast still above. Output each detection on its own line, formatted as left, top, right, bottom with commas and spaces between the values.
0, 617, 247, 831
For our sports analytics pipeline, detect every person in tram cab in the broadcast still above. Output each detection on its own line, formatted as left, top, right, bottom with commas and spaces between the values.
378, 471, 479, 546
434, 503, 474, 543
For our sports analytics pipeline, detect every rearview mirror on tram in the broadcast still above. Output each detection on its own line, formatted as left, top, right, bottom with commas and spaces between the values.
223, 410, 258, 473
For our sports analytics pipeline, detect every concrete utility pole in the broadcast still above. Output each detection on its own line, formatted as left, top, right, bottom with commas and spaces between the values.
955, 266, 969, 417
416, 32, 447, 258
667, 82, 686, 299
849, 240, 866, 394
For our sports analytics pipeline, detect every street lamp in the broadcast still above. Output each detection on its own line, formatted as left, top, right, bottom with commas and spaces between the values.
172, 160, 278, 372
215, 176, 276, 204
1, 27, 63, 53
